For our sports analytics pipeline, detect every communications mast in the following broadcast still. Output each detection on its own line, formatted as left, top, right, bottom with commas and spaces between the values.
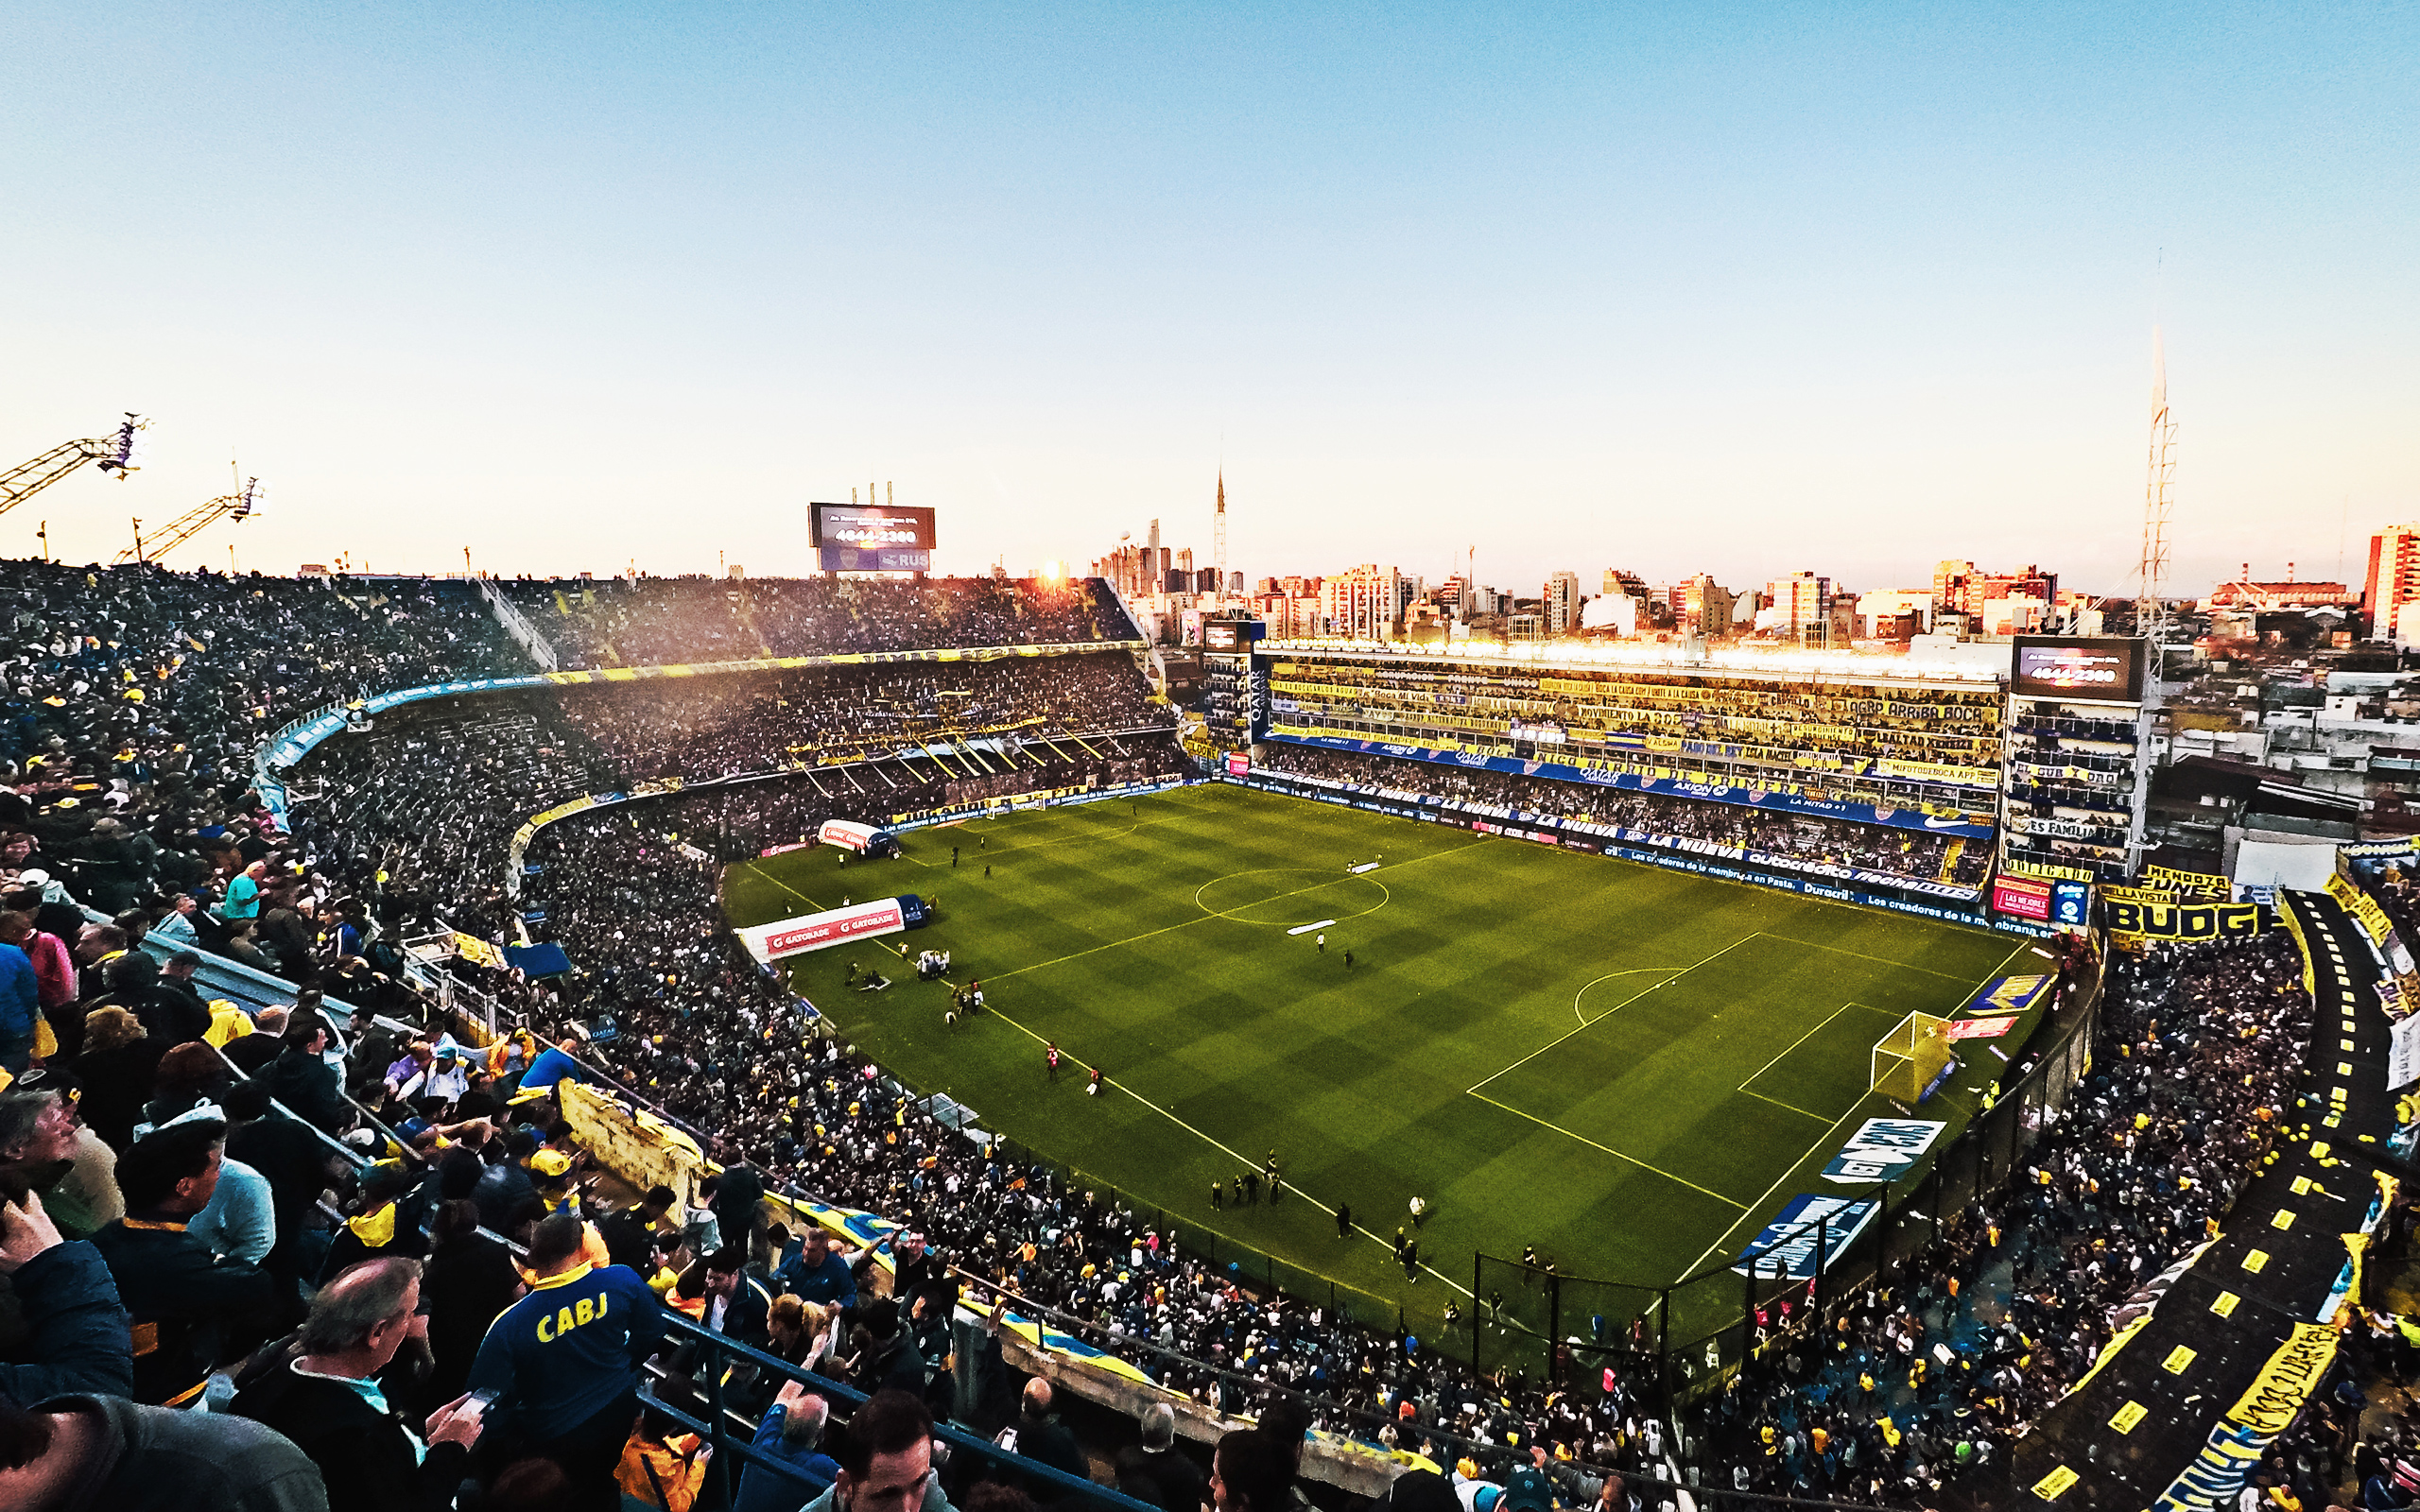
2136, 331, 2176, 646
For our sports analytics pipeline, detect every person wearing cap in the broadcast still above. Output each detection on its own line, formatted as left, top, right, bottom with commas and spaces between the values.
526, 1147, 583, 1224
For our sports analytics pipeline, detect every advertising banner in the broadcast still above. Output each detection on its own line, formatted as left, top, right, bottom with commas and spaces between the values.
2106, 888, 2275, 945
1731, 1194, 1880, 1279
807, 501, 937, 574
1226, 752, 1251, 777
1971, 973, 2056, 1015
2010, 635, 2147, 703
2328, 869, 2415, 973
1945, 1015, 2019, 1040
736, 898, 910, 963
2050, 879, 2092, 927
1992, 875, 2054, 921
2142, 864, 2231, 900
1820, 1118, 1946, 1184
1261, 731, 1996, 837
2391, 1013, 2420, 1091
2151, 1324, 2338, 1511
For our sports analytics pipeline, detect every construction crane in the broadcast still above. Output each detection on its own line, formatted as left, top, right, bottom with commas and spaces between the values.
119, 468, 265, 564
1, 414, 149, 517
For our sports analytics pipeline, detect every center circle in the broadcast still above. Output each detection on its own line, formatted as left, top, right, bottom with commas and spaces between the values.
1194, 868, 1390, 926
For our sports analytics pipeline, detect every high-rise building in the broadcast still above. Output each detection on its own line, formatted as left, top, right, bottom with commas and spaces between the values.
1681, 576, 1734, 638
1322, 565, 1409, 639
1934, 559, 2058, 619
1602, 568, 1649, 600
1766, 571, 1833, 642
1543, 572, 1582, 635
2363, 525, 2420, 632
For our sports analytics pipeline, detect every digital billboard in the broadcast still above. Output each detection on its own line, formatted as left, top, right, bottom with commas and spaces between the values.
1991, 873, 2053, 921
1205, 623, 1240, 652
809, 503, 936, 573
2010, 636, 2146, 703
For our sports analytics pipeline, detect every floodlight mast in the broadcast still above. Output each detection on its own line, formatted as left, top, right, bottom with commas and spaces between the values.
0, 414, 148, 517
116, 472, 264, 564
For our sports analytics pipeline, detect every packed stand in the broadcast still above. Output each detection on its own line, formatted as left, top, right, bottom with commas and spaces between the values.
500, 576, 1139, 670
1253, 744, 1987, 888
553, 655, 1171, 784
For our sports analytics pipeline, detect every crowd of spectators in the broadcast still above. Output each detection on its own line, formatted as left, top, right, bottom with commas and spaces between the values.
1268, 662, 2006, 786
500, 576, 1137, 670
552, 656, 1170, 785
0, 556, 2400, 1512
1251, 745, 1989, 889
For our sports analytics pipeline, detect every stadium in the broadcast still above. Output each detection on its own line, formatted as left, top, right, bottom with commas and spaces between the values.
0, 527, 2394, 1512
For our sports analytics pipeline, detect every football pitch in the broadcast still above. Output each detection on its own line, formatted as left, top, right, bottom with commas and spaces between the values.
722, 782, 2044, 1343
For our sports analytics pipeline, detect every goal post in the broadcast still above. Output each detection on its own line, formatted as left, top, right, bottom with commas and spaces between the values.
1871, 1011, 1953, 1103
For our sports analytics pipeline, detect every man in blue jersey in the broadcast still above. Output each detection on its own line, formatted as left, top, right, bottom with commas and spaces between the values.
468, 1211, 667, 1507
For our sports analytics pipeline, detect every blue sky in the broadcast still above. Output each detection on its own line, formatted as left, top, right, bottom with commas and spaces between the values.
4, 3, 2412, 594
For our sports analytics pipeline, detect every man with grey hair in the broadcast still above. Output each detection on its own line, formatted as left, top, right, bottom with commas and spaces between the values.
1114, 1401, 1204, 1512
231, 1255, 488, 1512
0, 1084, 123, 1239
737, 1378, 841, 1512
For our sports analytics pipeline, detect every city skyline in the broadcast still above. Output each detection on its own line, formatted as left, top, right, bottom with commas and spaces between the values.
6, 4, 2413, 586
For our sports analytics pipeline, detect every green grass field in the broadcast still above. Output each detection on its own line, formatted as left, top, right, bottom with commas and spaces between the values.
721, 782, 2044, 1344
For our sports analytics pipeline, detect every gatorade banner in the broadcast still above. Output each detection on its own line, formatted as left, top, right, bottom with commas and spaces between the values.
1732, 1193, 1879, 1278
1821, 1118, 1946, 1184
736, 898, 911, 963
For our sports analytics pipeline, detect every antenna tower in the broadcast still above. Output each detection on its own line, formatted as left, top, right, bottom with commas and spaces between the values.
2137, 329, 2176, 644
1214, 471, 1227, 588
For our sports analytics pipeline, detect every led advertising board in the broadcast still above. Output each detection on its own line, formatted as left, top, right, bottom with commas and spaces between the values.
809, 503, 936, 573
2011, 636, 2147, 704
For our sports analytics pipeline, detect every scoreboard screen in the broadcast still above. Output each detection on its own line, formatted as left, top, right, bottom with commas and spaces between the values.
809, 503, 936, 573
2011, 636, 2146, 703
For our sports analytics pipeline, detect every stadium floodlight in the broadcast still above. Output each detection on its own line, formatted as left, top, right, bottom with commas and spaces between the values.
113, 470, 265, 564
0, 412, 152, 518
104, 412, 149, 474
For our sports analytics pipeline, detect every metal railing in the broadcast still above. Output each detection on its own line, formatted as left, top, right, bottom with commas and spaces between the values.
641, 1313, 1158, 1512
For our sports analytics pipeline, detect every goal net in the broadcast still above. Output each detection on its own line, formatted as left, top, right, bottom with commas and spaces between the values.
1871, 1011, 1953, 1103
